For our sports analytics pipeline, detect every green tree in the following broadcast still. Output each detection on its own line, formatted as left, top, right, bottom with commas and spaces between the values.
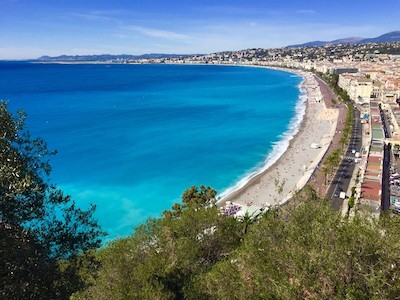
163, 185, 217, 219
0, 102, 104, 299
329, 149, 342, 166
321, 149, 341, 185
195, 188, 400, 299
347, 195, 355, 214
76, 186, 242, 299
321, 164, 330, 185
236, 209, 264, 235
339, 135, 348, 149
76, 184, 400, 299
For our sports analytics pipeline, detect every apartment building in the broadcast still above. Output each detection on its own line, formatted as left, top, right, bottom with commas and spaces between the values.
338, 73, 373, 102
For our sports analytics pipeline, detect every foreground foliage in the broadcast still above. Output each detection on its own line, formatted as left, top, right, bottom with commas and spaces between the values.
75, 185, 243, 299
3, 101, 400, 299
0, 102, 104, 299
77, 186, 400, 299
197, 194, 400, 299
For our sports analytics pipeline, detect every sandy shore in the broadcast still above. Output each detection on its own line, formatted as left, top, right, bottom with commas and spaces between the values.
218, 70, 339, 209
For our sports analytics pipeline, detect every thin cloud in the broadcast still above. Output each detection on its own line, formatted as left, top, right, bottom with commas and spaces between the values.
124, 25, 189, 41
196, 4, 282, 18
90, 9, 129, 16
71, 12, 115, 22
112, 33, 130, 39
70, 10, 128, 22
296, 9, 316, 15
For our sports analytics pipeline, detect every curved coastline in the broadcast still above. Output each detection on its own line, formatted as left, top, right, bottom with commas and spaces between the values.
173, 63, 310, 205
217, 67, 338, 208
217, 67, 307, 202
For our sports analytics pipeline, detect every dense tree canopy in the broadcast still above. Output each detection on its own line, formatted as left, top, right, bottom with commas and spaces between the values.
76, 186, 400, 300
196, 193, 400, 299
0, 102, 104, 299
75, 185, 243, 299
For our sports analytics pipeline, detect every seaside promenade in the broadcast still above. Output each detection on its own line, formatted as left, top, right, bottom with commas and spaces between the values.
219, 72, 339, 209
310, 77, 347, 197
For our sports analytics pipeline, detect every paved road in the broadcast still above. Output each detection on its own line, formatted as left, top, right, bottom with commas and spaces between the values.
380, 105, 391, 211
327, 105, 362, 211
310, 77, 348, 198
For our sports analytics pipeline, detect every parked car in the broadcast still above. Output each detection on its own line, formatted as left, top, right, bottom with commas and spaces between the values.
392, 207, 400, 215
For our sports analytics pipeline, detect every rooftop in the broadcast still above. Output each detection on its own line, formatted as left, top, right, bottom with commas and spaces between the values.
361, 180, 382, 201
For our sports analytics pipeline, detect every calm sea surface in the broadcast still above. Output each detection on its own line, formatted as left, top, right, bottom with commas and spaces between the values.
0, 62, 302, 239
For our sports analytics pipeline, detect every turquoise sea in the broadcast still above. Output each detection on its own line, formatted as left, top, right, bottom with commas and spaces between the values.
0, 62, 302, 239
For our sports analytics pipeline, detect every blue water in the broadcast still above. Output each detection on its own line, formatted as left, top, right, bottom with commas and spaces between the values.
0, 62, 302, 239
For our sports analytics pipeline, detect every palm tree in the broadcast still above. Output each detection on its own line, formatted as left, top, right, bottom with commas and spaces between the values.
237, 210, 263, 235
322, 165, 330, 185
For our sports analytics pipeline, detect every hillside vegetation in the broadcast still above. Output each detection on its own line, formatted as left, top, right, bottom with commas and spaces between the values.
1, 103, 400, 300
75, 185, 400, 300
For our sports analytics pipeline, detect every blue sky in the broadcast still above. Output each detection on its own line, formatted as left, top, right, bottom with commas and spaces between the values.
0, 0, 399, 59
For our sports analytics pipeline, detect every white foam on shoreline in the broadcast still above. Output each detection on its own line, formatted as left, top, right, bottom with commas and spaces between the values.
218, 78, 307, 201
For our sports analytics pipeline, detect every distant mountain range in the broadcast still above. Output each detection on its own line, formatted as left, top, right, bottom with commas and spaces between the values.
36, 53, 195, 62
288, 31, 400, 47
35, 31, 400, 61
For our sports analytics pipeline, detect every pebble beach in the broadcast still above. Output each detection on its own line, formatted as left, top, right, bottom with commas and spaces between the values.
218, 70, 339, 209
